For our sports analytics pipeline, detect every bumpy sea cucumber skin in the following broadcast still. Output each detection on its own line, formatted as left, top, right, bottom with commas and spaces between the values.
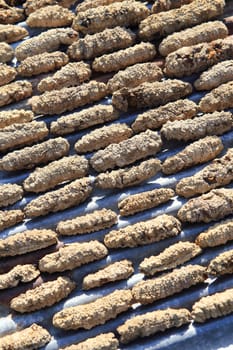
67, 27, 136, 61
0, 323, 51, 350
195, 219, 233, 248
15, 28, 78, 61
132, 264, 207, 304
161, 111, 233, 142
112, 79, 192, 112
0, 264, 40, 290
52, 289, 133, 330
74, 123, 133, 153
0, 109, 34, 129
104, 214, 181, 248
50, 105, 119, 135
199, 81, 233, 112
26, 5, 74, 27
132, 99, 198, 133
24, 177, 93, 218
207, 249, 233, 276
0, 183, 23, 207
17, 51, 69, 77
139, 0, 225, 41
117, 308, 192, 344
61, 333, 119, 350
72, 1, 150, 34
177, 188, 233, 223
0, 137, 70, 171
0, 209, 24, 232
192, 288, 233, 323
0, 121, 49, 152
152, 0, 194, 13
162, 136, 224, 175
159, 21, 228, 56
90, 130, 162, 172
23, 155, 89, 193
39, 240, 108, 273
107, 62, 164, 93
118, 188, 175, 216
0, 42, 14, 63
0, 24, 28, 43
92, 42, 156, 73
23, 0, 76, 15
176, 148, 233, 198
76, 0, 126, 12
139, 241, 202, 276
0, 64, 16, 86
164, 37, 233, 78
195, 60, 233, 91
10, 277, 76, 313
31, 81, 108, 115
0, 2, 25, 24
95, 158, 161, 189
0, 81, 32, 107
56, 208, 117, 236
37, 62, 91, 92
82, 260, 134, 290
0, 229, 57, 258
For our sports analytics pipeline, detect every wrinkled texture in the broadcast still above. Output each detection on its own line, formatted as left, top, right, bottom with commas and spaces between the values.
140, 241, 202, 276
0, 229, 57, 257
31, 81, 108, 115
195, 219, 233, 248
0, 80, 32, 107
75, 123, 133, 153
104, 214, 181, 248
199, 81, 233, 112
112, 79, 192, 112
0, 42, 14, 63
50, 105, 119, 135
107, 62, 164, 92
0, 0, 25, 24
0, 24, 28, 43
177, 188, 233, 223
0, 264, 40, 290
0, 183, 23, 207
161, 111, 233, 141
15, 28, 78, 61
207, 249, 233, 276
24, 177, 93, 218
26, 5, 74, 27
76, 0, 126, 12
159, 21, 228, 56
117, 308, 191, 344
0, 63, 16, 86
62, 333, 119, 350
0, 137, 70, 171
176, 148, 233, 197
132, 264, 206, 304
139, 0, 225, 41
67, 27, 136, 61
73, 1, 149, 34
38, 62, 91, 92
0, 209, 24, 232
23, 0, 76, 15
23, 155, 89, 193
0, 109, 34, 129
92, 42, 156, 73
132, 99, 197, 133
95, 158, 161, 189
10, 277, 76, 313
53, 289, 133, 329
90, 130, 162, 172
82, 260, 134, 290
195, 60, 233, 90
39, 240, 108, 273
192, 288, 233, 323
152, 0, 194, 12
57, 208, 117, 236
118, 188, 175, 216
0, 323, 51, 350
162, 136, 224, 175
17, 51, 69, 77
0, 121, 49, 152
